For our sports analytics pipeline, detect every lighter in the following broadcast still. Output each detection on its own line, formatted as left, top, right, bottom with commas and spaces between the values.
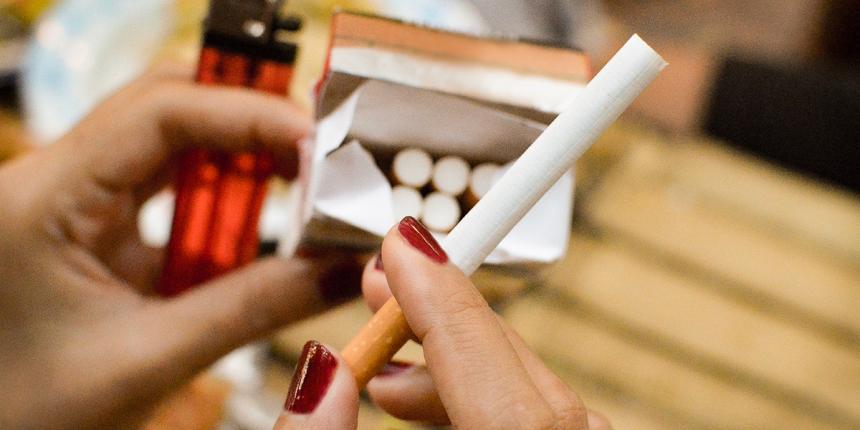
157, 0, 301, 297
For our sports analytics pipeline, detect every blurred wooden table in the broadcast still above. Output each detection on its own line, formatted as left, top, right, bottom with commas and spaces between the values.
275, 122, 860, 429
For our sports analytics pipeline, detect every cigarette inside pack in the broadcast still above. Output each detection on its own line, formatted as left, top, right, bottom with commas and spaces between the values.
278, 12, 592, 269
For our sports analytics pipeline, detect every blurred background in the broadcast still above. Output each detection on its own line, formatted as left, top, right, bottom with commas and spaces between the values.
0, 1, 858, 429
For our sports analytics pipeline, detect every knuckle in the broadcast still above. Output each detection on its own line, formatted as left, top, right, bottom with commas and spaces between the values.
501, 395, 586, 430
0, 157, 41, 236
550, 398, 589, 430
586, 410, 612, 430
484, 392, 559, 430
425, 288, 492, 343
514, 406, 558, 430
441, 288, 489, 322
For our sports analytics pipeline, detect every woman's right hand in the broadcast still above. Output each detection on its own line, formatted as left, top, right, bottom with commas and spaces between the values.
273, 216, 611, 429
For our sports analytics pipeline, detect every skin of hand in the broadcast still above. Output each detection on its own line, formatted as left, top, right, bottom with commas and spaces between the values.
273, 217, 613, 430
0, 66, 365, 430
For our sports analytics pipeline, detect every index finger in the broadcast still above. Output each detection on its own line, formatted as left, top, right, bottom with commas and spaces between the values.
380, 217, 556, 429
64, 79, 312, 192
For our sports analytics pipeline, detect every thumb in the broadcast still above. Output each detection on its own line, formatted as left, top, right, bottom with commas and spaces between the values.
273, 341, 359, 430
138, 255, 363, 382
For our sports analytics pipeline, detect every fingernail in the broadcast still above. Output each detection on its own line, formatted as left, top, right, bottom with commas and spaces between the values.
374, 254, 384, 271
378, 361, 413, 377
397, 216, 448, 264
318, 261, 363, 305
284, 341, 337, 414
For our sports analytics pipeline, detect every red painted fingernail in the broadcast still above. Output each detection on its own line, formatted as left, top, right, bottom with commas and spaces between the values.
378, 361, 413, 377
397, 216, 448, 264
284, 341, 337, 414
374, 254, 384, 271
318, 261, 363, 305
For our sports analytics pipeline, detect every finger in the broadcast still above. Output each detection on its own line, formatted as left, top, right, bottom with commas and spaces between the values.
368, 221, 586, 426
361, 255, 421, 344
154, 83, 311, 179
81, 61, 196, 114
274, 341, 359, 430
499, 319, 589, 429
140, 255, 362, 380
363, 321, 588, 427
588, 410, 613, 430
103, 236, 163, 294
381, 217, 556, 429
143, 60, 195, 82
366, 363, 449, 424
65, 81, 312, 194
366, 363, 600, 429
361, 254, 390, 312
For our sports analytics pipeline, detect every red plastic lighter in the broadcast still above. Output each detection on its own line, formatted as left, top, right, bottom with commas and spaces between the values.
157, 0, 301, 296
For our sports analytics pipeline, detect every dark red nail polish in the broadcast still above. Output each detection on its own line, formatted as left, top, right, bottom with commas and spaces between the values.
318, 261, 363, 305
284, 341, 337, 414
397, 216, 448, 264
378, 361, 413, 377
374, 254, 384, 271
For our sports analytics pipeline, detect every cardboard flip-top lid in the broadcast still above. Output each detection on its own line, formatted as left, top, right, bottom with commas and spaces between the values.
317, 11, 592, 123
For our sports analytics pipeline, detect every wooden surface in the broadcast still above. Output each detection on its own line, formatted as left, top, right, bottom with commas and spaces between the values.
273, 123, 860, 429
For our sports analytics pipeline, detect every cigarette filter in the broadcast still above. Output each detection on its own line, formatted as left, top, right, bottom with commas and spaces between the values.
392, 147, 433, 188
421, 192, 461, 233
431, 155, 471, 196
465, 162, 501, 208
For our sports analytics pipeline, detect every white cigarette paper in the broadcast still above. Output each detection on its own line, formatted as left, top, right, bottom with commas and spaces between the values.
443, 35, 666, 274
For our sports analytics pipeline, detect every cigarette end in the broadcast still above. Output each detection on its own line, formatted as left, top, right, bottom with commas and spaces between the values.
421, 192, 461, 233
392, 148, 433, 188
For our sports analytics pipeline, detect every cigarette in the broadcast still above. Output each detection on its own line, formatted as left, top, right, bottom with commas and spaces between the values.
343, 35, 667, 388
464, 162, 501, 208
431, 155, 471, 196
421, 192, 462, 233
391, 185, 424, 220
391, 147, 433, 188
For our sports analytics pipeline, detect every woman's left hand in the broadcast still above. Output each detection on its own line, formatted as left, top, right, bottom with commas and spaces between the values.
0, 67, 362, 430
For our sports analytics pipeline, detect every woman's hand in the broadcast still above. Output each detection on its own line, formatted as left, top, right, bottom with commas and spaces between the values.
0, 67, 363, 430
274, 217, 611, 429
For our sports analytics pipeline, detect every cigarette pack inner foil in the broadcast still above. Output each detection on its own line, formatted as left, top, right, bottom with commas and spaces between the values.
278, 11, 592, 270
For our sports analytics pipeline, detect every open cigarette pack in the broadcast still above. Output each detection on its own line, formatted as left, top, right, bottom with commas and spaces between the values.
278, 12, 592, 270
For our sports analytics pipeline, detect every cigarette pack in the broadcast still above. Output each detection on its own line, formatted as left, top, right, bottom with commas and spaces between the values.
277, 12, 592, 270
